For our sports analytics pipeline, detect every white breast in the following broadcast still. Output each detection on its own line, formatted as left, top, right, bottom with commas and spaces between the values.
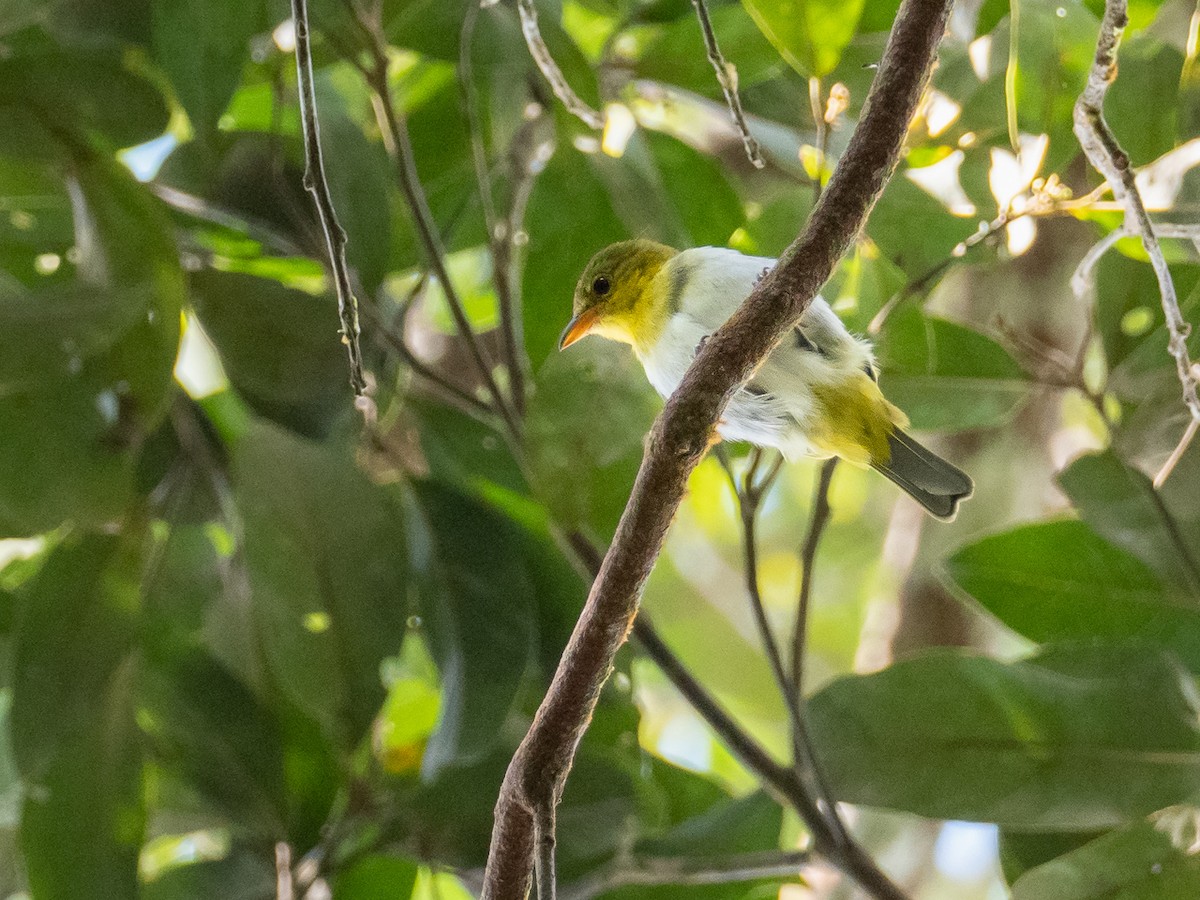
634, 247, 878, 461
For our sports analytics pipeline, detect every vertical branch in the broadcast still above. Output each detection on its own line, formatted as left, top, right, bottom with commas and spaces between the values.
516, 0, 604, 129
359, 40, 522, 438
479, 0, 955, 895
290, 0, 368, 396
1074, 0, 1200, 474
690, 0, 765, 168
809, 76, 826, 203
720, 453, 853, 854
460, 2, 529, 413
792, 459, 837, 694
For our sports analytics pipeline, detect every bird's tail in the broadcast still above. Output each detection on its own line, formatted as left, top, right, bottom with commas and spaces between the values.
871, 429, 973, 521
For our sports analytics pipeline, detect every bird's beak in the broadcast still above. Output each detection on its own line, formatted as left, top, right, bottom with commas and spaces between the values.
559, 309, 598, 350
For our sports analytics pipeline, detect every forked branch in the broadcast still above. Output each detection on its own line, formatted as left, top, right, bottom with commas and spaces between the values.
1074, 0, 1200, 479
480, 1, 954, 897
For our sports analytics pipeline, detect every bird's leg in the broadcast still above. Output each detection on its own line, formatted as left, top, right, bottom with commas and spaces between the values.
755, 266, 771, 285
694, 334, 709, 358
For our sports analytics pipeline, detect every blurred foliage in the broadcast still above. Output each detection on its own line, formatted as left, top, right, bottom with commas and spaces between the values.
1, 0, 1199, 898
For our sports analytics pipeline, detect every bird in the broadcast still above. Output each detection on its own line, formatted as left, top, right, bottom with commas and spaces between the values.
558, 239, 973, 520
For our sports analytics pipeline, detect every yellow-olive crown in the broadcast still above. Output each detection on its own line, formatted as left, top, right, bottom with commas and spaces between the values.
571, 239, 677, 320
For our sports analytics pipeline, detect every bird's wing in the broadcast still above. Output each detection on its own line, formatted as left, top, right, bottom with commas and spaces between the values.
669, 246, 872, 371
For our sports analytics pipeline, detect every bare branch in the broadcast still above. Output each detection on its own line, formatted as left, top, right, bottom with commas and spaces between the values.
690, 0, 765, 169
516, 0, 604, 130
460, 2, 530, 414
719, 452, 857, 860
562, 849, 811, 900
1156, 418, 1199, 488
1074, 0, 1200, 439
359, 42, 523, 439
480, 0, 953, 897
792, 459, 836, 697
290, 0, 368, 397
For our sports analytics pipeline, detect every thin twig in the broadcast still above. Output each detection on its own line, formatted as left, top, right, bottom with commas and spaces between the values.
690, 0, 765, 168
290, 0, 368, 397
561, 849, 811, 900
719, 453, 853, 853
360, 282, 497, 419
359, 42, 523, 438
1156, 417, 1199, 487
460, 2, 528, 413
1074, 0, 1200, 443
809, 76, 826, 203
792, 459, 837, 696
786, 459, 851, 849
479, 0, 951, 894
516, 0, 604, 129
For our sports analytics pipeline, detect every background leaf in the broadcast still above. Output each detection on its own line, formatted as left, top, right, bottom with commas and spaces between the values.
809, 644, 1200, 829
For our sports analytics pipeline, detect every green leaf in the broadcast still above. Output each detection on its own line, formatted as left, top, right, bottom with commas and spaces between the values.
46, 0, 153, 47
10, 534, 138, 779
0, 42, 169, 155
635, 3, 782, 95
0, 161, 183, 535
233, 420, 409, 747
411, 399, 529, 498
1105, 35, 1183, 166
142, 847, 276, 900
1012, 810, 1200, 899
152, 0, 264, 136
140, 650, 288, 835
1058, 450, 1200, 599
333, 854, 420, 900
312, 76, 395, 293
867, 175, 974, 277
21, 657, 144, 900
189, 269, 353, 438
522, 149, 627, 368
875, 307, 1029, 431
645, 133, 745, 249
809, 643, 1200, 828
586, 792, 789, 900
999, 829, 1107, 887
526, 341, 659, 540
13, 534, 144, 900
742, 0, 865, 77
411, 481, 536, 775
945, 520, 1200, 669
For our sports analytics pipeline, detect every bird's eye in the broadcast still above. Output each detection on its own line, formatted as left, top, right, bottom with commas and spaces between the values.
592, 275, 611, 296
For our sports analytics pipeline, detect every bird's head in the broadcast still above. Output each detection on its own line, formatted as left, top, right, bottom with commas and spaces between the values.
560, 239, 678, 351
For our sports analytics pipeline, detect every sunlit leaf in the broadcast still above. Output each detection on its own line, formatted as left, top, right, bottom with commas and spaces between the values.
742, 0, 865, 77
